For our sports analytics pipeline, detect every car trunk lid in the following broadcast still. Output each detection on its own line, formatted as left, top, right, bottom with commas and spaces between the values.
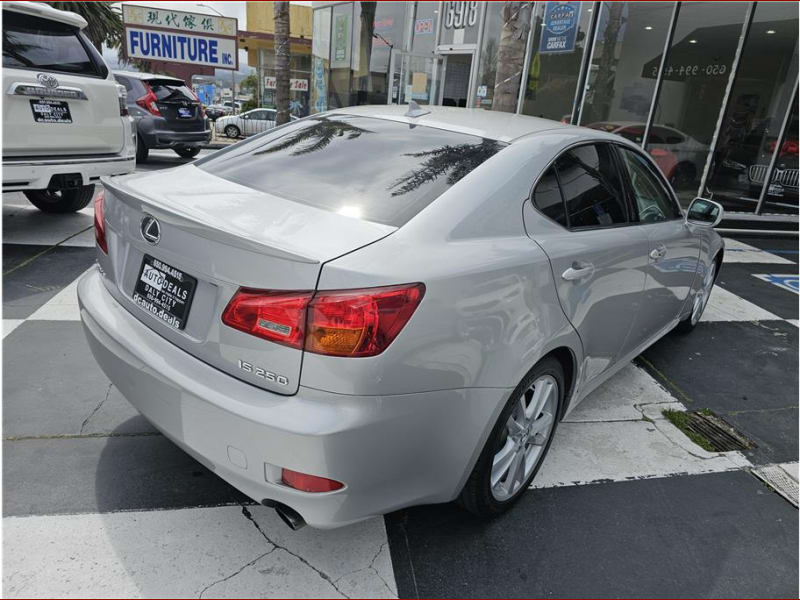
146, 79, 205, 132
100, 165, 396, 394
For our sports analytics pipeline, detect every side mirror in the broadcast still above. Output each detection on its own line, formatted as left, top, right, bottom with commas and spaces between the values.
685, 197, 723, 228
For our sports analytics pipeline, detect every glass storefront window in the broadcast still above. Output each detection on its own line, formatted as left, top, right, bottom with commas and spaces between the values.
311, 7, 331, 113
475, 2, 531, 112
522, 1, 595, 122
350, 1, 407, 105
705, 2, 799, 214
763, 92, 799, 214
579, 2, 673, 128
645, 1, 749, 205
411, 1, 438, 56
329, 3, 354, 109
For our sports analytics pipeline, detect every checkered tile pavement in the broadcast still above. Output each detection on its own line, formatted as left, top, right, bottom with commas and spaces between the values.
3, 185, 797, 598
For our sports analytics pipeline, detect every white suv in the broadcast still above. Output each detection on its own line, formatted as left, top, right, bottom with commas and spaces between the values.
2, 2, 136, 212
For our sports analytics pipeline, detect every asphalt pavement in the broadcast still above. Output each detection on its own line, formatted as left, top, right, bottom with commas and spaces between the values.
3, 149, 798, 598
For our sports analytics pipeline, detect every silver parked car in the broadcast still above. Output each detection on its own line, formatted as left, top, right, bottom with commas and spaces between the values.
79, 105, 724, 529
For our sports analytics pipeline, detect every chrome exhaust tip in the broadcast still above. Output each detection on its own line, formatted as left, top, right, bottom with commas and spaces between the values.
262, 499, 306, 530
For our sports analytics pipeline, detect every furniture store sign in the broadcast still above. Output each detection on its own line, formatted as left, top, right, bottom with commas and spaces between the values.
539, 1, 581, 54
123, 5, 238, 70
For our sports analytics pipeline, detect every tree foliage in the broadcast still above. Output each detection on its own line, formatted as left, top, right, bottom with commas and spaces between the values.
46, 2, 122, 51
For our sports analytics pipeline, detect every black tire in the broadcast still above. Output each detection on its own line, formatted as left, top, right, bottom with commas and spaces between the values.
24, 185, 95, 213
224, 124, 240, 138
136, 136, 149, 163
676, 255, 720, 334
459, 356, 564, 517
173, 146, 201, 159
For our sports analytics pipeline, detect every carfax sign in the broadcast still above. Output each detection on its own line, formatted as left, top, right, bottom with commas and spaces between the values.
122, 5, 238, 70
539, 1, 582, 54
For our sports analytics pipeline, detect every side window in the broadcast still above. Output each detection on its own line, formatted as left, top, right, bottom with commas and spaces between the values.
555, 144, 628, 228
618, 147, 682, 223
532, 167, 567, 227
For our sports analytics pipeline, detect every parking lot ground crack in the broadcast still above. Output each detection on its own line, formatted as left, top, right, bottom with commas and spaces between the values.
2, 225, 93, 276
333, 541, 396, 597
240, 505, 351, 599
635, 356, 694, 406
79, 383, 113, 434
4, 431, 162, 441
197, 547, 278, 599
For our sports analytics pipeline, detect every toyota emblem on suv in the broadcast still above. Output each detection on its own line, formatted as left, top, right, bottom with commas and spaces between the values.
140, 216, 161, 245
36, 73, 59, 89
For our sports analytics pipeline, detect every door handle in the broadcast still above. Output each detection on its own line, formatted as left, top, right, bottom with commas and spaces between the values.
562, 262, 594, 281
649, 245, 667, 261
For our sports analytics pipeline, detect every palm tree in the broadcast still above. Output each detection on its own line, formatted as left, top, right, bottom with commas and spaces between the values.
253, 117, 372, 156
492, 2, 533, 113
46, 2, 122, 52
274, 1, 291, 125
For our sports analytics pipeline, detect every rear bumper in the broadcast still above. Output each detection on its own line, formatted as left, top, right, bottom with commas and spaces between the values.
2, 154, 135, 192
141, 129, 212, 148
77, 267, 505, 528
136, 117, 211, 148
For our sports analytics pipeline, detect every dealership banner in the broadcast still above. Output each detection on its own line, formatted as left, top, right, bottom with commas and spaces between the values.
539, 1, 582, 54
122, 5, 238, 70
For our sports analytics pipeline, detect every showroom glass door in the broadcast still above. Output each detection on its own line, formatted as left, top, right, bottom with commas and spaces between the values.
439, 53, 473, 107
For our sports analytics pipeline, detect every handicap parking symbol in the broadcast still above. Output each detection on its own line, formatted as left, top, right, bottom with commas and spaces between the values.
753, 274, 799, 294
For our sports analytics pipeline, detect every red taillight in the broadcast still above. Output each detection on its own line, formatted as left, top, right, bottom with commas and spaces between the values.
281, 468, 344, 493
94, 190, 107, 253
136, 84, 162, 117
221, 290, 313, 349
220, 283, 425, 357
306, 284, 425, 357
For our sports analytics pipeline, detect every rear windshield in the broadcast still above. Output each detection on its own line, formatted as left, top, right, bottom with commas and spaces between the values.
197, 115, 506, 226
148, 80, 196, 102
2, 11, 101, 76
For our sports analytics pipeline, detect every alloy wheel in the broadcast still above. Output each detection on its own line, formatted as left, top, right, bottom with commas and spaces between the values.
490, 375, 558, 501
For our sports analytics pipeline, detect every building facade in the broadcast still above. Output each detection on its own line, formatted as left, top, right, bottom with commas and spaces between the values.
243, 3, 314, 116
311, 1, 799, 219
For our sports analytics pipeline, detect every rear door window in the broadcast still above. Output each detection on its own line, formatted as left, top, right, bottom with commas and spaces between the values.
3, 10, 102, 76
555, 144, 628, 228
197, 114, 506, 227
618, 147, 682, 222
532, 167, 567, 227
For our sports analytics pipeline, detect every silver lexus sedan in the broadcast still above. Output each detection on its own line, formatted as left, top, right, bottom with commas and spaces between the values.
79, 105, 724, 529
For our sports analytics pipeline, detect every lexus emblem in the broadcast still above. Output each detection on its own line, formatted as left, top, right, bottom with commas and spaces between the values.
36, 73, 59, 89
140, 216, 161, 245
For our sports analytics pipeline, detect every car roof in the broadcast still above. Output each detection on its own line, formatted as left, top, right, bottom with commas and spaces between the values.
327, 104, 573, 143
114, 70, 186, 84
4, 1, 87, 28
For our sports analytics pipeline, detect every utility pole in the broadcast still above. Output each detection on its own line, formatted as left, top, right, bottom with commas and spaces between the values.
198, 3, 236, 113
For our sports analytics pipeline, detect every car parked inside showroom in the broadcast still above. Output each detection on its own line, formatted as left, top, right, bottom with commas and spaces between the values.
114, 71, 211, 163
80, 104, 724, 529
2, 1, 135, 213
214, 108, 297, 139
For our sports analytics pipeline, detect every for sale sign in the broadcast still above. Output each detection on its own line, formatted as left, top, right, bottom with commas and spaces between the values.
122, 5, 238, 70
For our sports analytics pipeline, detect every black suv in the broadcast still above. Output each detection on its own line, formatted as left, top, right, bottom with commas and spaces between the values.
114, 71, 210, 162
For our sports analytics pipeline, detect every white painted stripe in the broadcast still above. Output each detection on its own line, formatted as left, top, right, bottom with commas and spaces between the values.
535, 363, 751, 489
3, 319, 24, 338
722, 238, 793, 264
3, 505, 396, 599
28, 269, 90, 321
751, 463, 798, 507
788, 320, 799, 328
702, 286, 782, 322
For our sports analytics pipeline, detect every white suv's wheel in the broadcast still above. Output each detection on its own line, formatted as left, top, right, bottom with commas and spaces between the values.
24, 185, 95, 213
